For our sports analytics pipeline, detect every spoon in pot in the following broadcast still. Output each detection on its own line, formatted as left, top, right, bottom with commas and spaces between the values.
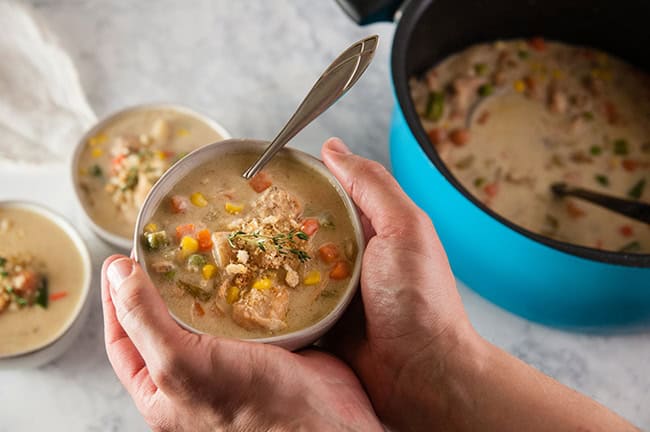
551, 182, 650, 224
242, 35, 379, 179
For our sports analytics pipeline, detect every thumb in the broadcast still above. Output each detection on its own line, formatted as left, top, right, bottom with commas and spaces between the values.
105, 255, 186, 371
321, 137, 428, 238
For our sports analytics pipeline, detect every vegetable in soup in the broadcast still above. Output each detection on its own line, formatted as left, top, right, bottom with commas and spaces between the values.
410, 38, 650, 253
77, 108, 223, 239
142, 152, 357, 338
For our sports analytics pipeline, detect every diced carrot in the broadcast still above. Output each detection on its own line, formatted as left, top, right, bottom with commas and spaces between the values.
318, 243, 340, 264
622, 159, 638, 172
50, 291, 68, 302
170, 195, 188, 214
197, 229, 213, 251
604, 101, 619, 124
111, 154, 125, 167
193, 301, 205, 317
176, 223, 195, 241
528, 36, 546, 51
249, 171, 273, 193
301, 218, 320, 236
566, 201, 586, 219
619, 225, 634, 237
484, 182, 499, 198
427, 128, 445, 146
329, 261, 351, 280
449, 128, 470, 146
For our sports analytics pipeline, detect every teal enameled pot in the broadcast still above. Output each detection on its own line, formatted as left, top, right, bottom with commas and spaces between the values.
338, 0, 650, 327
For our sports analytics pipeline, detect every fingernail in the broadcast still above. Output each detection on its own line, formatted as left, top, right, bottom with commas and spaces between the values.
107, 258, 134, 290
325, 137, 352, 155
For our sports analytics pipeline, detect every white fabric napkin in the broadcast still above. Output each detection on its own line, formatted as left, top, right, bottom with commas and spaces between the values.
0, 0, 96, 166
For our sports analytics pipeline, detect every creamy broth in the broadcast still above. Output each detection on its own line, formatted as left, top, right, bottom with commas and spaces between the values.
0, 207, 86, 356
142, 152, 357, 339
410, 39, 650, 253
77, 108, 223, 239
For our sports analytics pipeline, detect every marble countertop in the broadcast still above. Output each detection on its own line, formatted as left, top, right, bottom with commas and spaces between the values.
1, 1, 648, 430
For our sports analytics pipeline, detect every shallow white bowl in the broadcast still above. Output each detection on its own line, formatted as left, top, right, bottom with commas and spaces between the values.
71, 103, 232, 250
0, 201, 93, 369
133, 139, 365, 351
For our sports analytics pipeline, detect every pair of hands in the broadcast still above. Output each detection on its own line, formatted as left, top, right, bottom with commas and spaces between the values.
102, 137, 473, 431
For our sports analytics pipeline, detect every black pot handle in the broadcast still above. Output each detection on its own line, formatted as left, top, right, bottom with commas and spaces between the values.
335, 0, 403, 25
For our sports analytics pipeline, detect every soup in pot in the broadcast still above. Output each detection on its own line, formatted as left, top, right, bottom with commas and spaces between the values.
410, 38, 650, 253
141, 151, 358, 339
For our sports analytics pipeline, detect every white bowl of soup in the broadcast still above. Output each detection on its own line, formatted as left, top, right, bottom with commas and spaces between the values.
133, 139, 364, 351
72, 104, 231, 250
0, 201, 92, 368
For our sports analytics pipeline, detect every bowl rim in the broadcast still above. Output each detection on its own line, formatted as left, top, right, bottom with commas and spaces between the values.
133, 138, 365, 346
70, 102, 233, 250
0, 200, 93, 359
390, 0, 650, 268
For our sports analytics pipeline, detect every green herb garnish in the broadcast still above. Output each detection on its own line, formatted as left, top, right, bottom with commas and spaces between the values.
89, 164, 103, 177
425, 91, 445, 121
590, 145, 602, 156
474, 177, 486, 188
618, 241, 641, 253
122, 167, 139, 191
35, 277, 48, 309
594, 174, 609, 187
295, 231, 309, 241
474, 63, 488, 76
628, 178, 646, 200
478, 84, 494, 97
613, 139, 629, 155
177, 280, 212, 302
228, 229, 311, 262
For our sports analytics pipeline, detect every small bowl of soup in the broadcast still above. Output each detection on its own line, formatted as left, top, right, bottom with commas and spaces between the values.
72, 104, 231, 249
133, 139, 364, 351
0, 201, 92, 368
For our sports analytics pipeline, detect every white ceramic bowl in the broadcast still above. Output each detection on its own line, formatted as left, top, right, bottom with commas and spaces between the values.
71, 103, 232, 250
133, 139, 365, 351
0, 201, 93, 369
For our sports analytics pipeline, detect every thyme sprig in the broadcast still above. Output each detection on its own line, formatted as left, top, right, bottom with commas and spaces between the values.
228, 229, 311, 263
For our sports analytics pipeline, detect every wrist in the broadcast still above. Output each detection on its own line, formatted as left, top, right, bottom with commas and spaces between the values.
385, 321, 488, 431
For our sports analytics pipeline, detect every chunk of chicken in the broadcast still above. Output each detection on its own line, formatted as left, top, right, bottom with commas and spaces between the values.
211, 232, 232, 268
252, 186, 302, 220
232, 286, 289, 332
12, 270, 40, 299
284, 264, 299, 288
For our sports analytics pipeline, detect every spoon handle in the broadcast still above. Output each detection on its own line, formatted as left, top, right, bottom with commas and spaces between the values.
242, 35, 379, 179
552, 182, 650, 224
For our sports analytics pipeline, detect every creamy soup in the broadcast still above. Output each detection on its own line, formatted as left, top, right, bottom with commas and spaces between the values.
141, 152, 357, 339
410, 38, 650, 253
77, 108, 223, 239
0, 207, 86, 356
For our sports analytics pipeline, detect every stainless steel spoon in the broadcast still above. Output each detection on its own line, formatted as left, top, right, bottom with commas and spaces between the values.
551, 182, 650, 224
242, 35, 379, 179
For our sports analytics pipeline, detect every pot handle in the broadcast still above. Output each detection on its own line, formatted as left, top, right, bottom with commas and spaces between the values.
335, 0, 403, 25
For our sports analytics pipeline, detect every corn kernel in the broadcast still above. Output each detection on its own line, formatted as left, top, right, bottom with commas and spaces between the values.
303, 271, 321, 286
180, 236, 199, 257
190, 192, 208, 207
225, 202, 243, 214
88, 133, 108, 147
176, 128, 190, 137
156, 150, 167, 160
252, 277, 272, 291
144, 223, 158, 233
78, 167, 88, 176
202, 264, 216, 280
513, 80, 526, 93
226, 286, 240, 304
91, 148, 103, 158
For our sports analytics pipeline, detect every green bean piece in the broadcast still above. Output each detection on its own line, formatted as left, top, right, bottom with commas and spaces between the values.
177, 280, 212, 302
426, 91, 445, 121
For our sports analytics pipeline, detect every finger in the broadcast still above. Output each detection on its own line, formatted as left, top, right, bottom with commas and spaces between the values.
101, 255, 157, 405
321, 137, 431, 240
105, 256, 188, 386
